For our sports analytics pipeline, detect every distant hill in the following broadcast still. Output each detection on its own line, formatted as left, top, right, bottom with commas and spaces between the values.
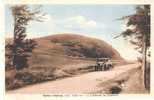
35, 34, 123, 59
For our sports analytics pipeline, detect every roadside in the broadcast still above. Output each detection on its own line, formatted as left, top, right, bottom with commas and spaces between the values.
7, 63, 143, 94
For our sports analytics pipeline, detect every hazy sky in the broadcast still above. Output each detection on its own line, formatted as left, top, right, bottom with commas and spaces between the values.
5, 5, 141, 60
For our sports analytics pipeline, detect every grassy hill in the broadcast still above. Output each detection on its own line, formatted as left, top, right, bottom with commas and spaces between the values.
5, 33, 125, 90
36, 34, 123, 59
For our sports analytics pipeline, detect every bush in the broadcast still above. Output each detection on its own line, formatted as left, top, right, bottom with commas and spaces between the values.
109, 86, 122, 94
62, 41, 79, 47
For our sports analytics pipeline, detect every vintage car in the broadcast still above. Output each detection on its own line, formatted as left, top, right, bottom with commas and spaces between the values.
95, 58, 113, 71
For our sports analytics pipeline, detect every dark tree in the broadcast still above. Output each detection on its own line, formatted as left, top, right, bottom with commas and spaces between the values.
115, 5, 150, 89
6, 5, 45, 70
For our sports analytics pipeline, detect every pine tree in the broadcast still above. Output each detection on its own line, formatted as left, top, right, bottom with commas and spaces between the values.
116, 5, 150, 89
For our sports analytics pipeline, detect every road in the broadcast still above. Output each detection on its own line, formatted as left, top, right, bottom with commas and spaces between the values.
7, 63, 140, 94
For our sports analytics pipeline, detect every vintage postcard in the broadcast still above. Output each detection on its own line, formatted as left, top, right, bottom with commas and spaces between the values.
0, 0, 154, 100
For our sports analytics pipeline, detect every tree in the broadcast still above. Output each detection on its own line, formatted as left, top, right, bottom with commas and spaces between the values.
6, 5, 45, 70
116, 5, 150, 89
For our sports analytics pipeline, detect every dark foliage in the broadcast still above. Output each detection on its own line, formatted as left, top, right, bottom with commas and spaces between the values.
6, 5, 45, 70
118, 5, 150, 89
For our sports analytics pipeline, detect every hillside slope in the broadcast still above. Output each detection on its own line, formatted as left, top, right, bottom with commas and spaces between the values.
28, 34, 124, 70
35, 34, 123, 59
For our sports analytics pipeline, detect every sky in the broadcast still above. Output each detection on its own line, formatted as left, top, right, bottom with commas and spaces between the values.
5, 5, 142, 60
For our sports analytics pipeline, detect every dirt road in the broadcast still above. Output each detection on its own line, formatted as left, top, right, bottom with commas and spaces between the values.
7, 63, 140, 94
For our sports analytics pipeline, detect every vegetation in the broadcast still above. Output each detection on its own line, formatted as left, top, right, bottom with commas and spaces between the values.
117, 5, 150, 89
6, 5, 45, 70
62, 40, 80, 47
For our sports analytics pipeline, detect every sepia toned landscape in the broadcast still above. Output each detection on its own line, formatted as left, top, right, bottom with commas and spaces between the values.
5, 5, 150, 94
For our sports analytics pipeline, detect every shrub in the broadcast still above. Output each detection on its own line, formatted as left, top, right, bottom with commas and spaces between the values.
62, 41, 79, 47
